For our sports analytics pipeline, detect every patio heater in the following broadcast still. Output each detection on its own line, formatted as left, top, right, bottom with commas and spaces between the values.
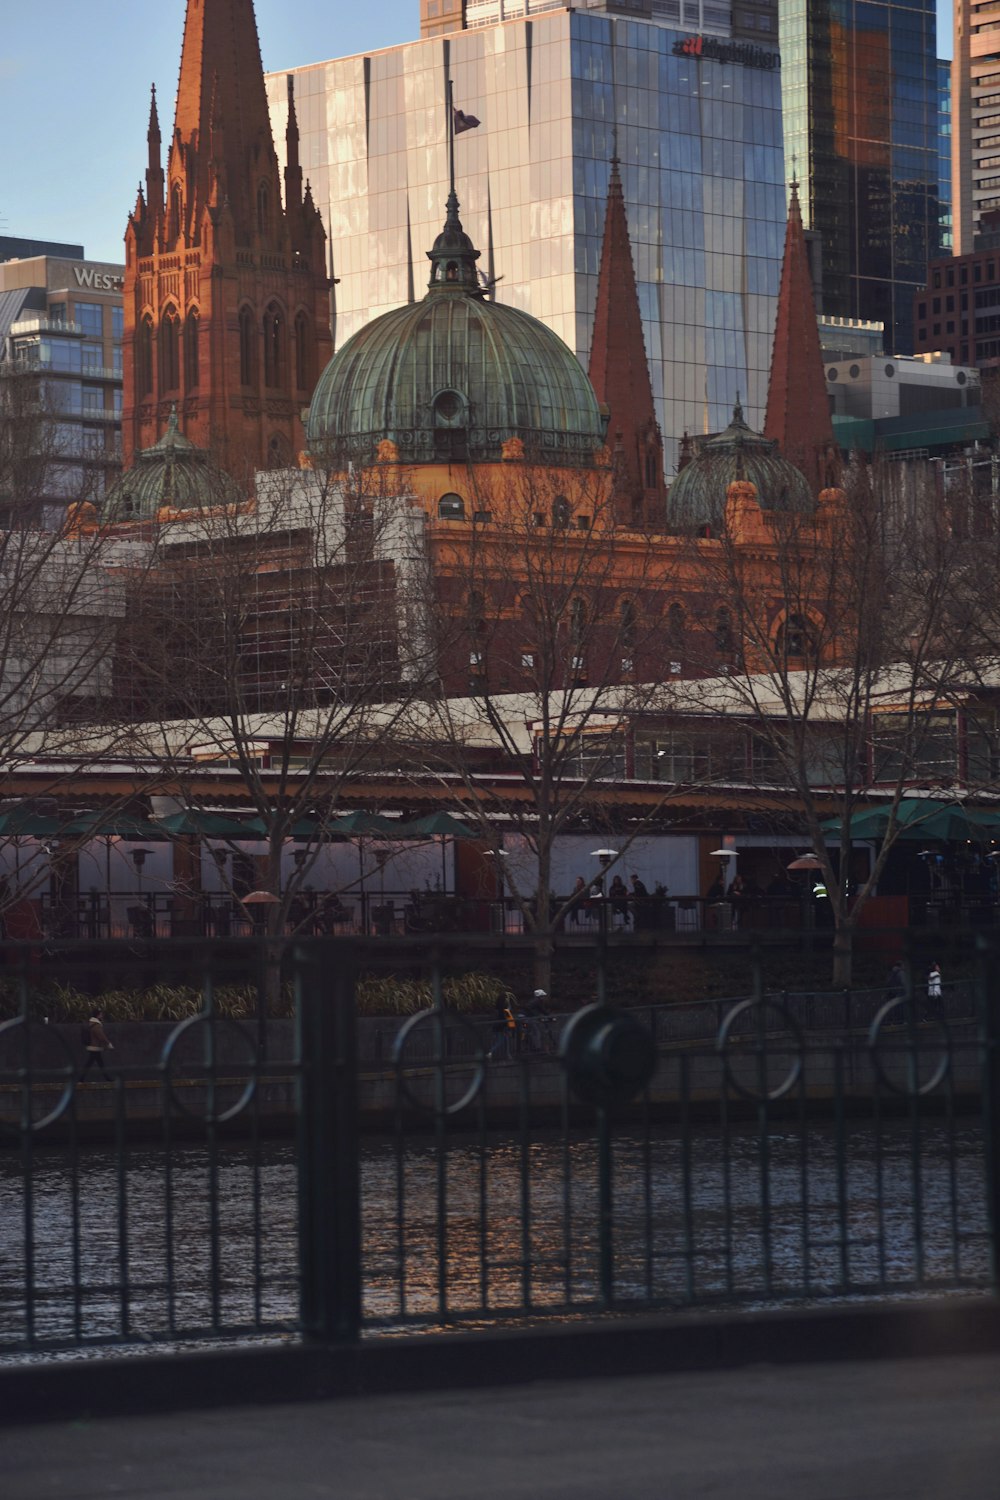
131, 848, 150, 893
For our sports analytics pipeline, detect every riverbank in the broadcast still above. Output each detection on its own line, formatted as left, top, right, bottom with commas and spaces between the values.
0, 1010, 981, 1143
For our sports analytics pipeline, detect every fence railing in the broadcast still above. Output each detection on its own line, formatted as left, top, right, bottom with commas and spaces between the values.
0, 935, 997, 1356
31, 890, 815, 941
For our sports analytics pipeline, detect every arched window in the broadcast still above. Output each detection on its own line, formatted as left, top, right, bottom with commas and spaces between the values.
775, 613, 814, 661
667, 603, 686, 650
620, 599, 638, 649
438, 493, 465, 519
715, 608, 733, 655
570, 597, 587, 643
294, 310, 311, 391
553, 495, 571, 528
267, 433, 292, 468
257, 182, 270, 235
184, 310, 199, 391
169, 183, 183, 243
137, 315, 153, 398
239, 306, 257, 387
159, 306, 180, 393
645, 450, 658, 488
263, 302, 285, 389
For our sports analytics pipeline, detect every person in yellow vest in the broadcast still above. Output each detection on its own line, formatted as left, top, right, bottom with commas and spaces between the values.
490, 997, 517, 1061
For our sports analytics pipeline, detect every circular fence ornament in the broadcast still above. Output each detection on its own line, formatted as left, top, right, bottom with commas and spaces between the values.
0, 1017, 76, 1137
868, 999, 951, 1097
560, 1005, 656, 1107
160, 1013, 258, 1124
717, 997, 804, 1102
391, 1007, 486, 1117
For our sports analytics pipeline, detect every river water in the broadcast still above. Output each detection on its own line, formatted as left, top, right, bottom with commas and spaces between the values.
0, 1120, 990, 1353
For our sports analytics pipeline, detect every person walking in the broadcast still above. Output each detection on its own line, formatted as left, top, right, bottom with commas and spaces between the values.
489, 996, 517, 1061
79, 1009, 114, 1082
608, 874, 630, 925
886, 961, 906, 1003
926, 961, 943, 1019
526, 988, 554, 1053
567, 875, 587, 925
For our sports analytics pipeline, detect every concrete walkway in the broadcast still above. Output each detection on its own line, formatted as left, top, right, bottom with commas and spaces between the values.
4, 1352, 1000, 1499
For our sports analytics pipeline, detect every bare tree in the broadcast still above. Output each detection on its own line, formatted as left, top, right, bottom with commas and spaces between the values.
0, 368, 134, 924
115, 455, 437, 982
407, 462, 683, 991
680, 464, 969, 984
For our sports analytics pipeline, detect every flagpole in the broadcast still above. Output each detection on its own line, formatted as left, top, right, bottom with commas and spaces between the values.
447, 76, 456, 201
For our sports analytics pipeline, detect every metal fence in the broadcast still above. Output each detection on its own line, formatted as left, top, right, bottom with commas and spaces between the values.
0, 935, 997, 1357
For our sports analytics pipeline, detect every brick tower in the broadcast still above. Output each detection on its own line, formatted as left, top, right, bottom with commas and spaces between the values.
587, 157, 667, 527
764, 179, 840, 497
123, 0, 331, 473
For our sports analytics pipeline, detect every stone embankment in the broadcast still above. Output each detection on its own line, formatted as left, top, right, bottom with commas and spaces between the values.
0, 1005, 980, 1141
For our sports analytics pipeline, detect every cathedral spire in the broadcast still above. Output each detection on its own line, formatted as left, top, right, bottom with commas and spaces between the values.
145, 85, 164, 231
284, 74, 304, 238
170, 0, 280, 245
587, 157, 666, 523
764, 178, 838, 496
122, 0, 331, 471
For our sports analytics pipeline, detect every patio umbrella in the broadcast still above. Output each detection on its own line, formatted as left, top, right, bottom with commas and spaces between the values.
327, 811, 397, 837
917, 804, 1000, 843
155, 810, 250, 839
241, 815, 330, 840
397, 812, 477, 839
823, 800, 1000, 844
0, 807, 62, 891
63, 810, 168, 842
327, 811, 398, 906
62, 809, 167, 893
397, 812, 478, 890
0, 808, 62, 840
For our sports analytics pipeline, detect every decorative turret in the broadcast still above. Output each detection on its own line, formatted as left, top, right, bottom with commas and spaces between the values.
427, 190, 482, 293
587, 158, 666, 526
668, 400, 815, 533
764, 179, 840, 497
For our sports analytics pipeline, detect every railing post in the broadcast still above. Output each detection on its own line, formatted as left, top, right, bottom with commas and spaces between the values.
977, 934, 1000, 1293
296, 941, 362, 1342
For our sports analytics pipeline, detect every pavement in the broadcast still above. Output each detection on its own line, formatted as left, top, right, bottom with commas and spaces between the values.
4, 1351, 1000, 1499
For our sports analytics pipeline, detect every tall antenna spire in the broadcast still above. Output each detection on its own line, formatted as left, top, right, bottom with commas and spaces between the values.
447, 77, 457, 204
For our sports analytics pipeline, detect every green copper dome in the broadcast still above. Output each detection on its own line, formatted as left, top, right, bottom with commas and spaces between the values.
103, 409, 241, 521
307, 192, 607, 467
668, 403, 814, 532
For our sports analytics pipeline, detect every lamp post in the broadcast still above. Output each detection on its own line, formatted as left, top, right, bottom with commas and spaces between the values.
484, 848, 508, 932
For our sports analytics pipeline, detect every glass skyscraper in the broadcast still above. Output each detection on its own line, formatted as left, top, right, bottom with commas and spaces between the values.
265, 7, 786, 472
779, 0, 941, 354
938, 56, 952, 255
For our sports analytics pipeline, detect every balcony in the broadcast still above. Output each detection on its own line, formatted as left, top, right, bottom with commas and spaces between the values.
9, 317, 84, 338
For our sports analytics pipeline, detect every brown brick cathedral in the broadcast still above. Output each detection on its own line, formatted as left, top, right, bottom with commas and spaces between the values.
122, 0, 331, 472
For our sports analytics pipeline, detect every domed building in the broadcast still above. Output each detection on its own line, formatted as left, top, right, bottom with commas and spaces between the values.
103, 408, 242, 523
668, 402, 815, 534
306, 190, 608, 479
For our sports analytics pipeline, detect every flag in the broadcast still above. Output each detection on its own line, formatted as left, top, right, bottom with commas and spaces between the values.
453, 105, 481, 134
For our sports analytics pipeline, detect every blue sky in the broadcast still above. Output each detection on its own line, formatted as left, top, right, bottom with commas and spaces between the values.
1, 0, 955, 266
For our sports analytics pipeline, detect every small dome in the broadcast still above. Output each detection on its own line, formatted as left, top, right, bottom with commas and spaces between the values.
668, 403, 814, 531
103, 409, 241, 521
307, 193, 607, 468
